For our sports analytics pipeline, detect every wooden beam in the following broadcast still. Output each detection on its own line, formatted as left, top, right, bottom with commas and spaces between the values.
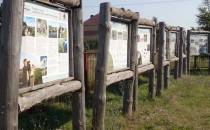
178, 27, 184, 77
186, 30, 191, 74
138, 18, 155, 27
107, 70, 133, 86
137, 64, 154, 74
92, 3, 111, 130
110, 7, 139, 20
37, 0, 80, 7
174, 30, 180, 79
18, 81, 81, 112
72, 3, 86, 130
208, 33, 210, 74
0, 0, 24, 130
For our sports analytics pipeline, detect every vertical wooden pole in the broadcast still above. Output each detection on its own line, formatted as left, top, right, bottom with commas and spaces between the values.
156, 22, 165, 96
125, 16, 138, 113
72, 2, 86, 130
174, 31, 180, 79
178, 27, 184, 77
68, 11, 74, 77
186, 30, 191, 74
92, 3, 111, 130
0, 0, 23, 130
164, 31, 170, 89
208, 33, 210, 74
183, 31, 187, 74
148, 25, 156, 99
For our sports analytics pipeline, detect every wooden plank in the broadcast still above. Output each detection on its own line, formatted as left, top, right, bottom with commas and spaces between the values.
164, 65, 170, 89
37, 0, 80, 7
186, 30, 191, 73
110, 7, 139, 20
169, 57, 179, 62
123, 18, 138, 115
208, 33, 210, 74
163, 60, 170, 66
72, 3, 86, 130
18, 81, 81, 112
19, 77, 74, 94
107, 70, 134, 86
178, 28, 184, 77
93, 3, 111, 130
137, 64, 154, 74
0, 0, 24, 130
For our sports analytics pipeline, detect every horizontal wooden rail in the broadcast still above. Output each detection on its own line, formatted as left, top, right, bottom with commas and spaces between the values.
137, 64, 154, 74
138, 18, 155, 26
18, 80, 81, 112
169, 57, 179, 62
163, 60, 170, 66
110, 7, 139, 20
37, 0, 80, 7
106, 70, 134, 86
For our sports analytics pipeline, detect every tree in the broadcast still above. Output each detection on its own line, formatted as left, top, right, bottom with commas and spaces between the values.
197, 0, 210, 30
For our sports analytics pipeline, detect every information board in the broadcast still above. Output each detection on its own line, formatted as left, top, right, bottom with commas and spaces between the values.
190, 34, 208, 56
169, 32, 176, 58
20, 2, 69, 88
108, 21, 128, 73
137, 28, 151, 65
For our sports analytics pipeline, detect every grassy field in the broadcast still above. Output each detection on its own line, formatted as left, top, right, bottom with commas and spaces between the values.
19, 71, 210, 130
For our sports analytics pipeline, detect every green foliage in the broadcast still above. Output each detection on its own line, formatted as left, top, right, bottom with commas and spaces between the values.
197, 0, 210, 30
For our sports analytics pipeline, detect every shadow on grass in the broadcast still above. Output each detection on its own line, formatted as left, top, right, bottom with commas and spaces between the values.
19, 95, 73, 130
190, 69, 209, 76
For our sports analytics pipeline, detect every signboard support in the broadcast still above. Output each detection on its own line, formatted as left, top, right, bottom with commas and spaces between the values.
72, 2, 86, 130
186, 30, 190, 74
156, 22, 165, 96
164, 31, 170, 89
183, 31, 187, 74
178, 27, 184, 77
0, 0, 24, 129
208, 34, 210, 74
174, 30, 180, 79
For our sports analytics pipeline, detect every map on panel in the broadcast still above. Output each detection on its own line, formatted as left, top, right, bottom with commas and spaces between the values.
190, 34, 208, 56
19, 2, 69, 88
169, 32, 177, 58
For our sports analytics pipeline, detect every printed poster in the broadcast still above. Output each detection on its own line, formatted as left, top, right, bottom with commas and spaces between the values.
108, 21, 128, 73
137, 28, 151, 65
169, 32, 176, 58
190, 34, 208, 56
20, 2, 69, 88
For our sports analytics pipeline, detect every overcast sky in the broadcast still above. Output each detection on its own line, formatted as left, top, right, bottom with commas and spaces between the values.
0, 0, 203, 28
83, 0, 203, 28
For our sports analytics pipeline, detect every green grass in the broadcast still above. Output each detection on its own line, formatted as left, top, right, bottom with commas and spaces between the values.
19, 73, 210, 130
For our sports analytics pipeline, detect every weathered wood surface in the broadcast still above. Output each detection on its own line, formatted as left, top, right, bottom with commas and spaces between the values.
111, 7, 139, 20
163, 60, 170, 66
138, 18, 155, 26
186, 30, 191, 73
123, 18, 138, 115
164, 65, 170, 89
137, 64, 154, 74
93, 3, 111, 130
208, 34, 210, 74
178, 28, 184, 77
72, 3, 86, 130
0, 0, 24, 130
19, 77, 74, 94
169, 57, 179, 62
18, 81, 81, 112
69, 12, 74, 77
106, 70, 133, 86
156, 22, 165, 96
38, 0, 80, 7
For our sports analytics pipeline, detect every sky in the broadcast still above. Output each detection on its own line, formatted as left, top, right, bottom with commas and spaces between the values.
83, 0, 203, 29
0, 0, 203, 28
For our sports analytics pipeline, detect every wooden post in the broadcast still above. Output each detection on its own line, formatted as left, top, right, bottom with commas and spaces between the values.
148, 25, 156, 99
156, 22, 165, 96
174, 31, 180, 79
186, 30, 191, 74
0, 0, 23, 130
208, 33, 210, 74
92, 3, 111, 130
125, 17, 138, 113
72, 2, 86, 130
183, 31, 187, 74
178, 27, 184, 77
164, 31, 170, 89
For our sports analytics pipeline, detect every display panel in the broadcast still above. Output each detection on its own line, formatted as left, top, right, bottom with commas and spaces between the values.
137, 28, 151, 65
108, 21, 128, 73
190, 34, 208, 56
20, 2, 69, 88
169, 32, 176, 58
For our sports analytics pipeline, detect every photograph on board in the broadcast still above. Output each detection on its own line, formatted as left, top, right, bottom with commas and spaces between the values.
22, 16, 35, 37
37, 18, 48, 37
48, 21, 58, 38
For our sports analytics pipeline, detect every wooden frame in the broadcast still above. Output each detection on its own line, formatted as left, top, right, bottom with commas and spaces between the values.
92, 2, 139, 130
133, 18, 156, 111
0, 0, 86, 130
187, 30, 210, 74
